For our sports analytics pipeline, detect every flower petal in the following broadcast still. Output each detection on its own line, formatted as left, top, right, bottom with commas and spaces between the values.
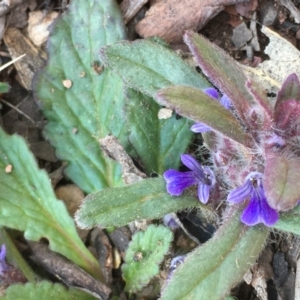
180, 154, 212, 185
0, 245, 8, 275
203, 87, 219, 99
190, 122, 211, 133
259, 197, 279, 226
163, 170, 197, 195
220, 94, 231, 109
227, 180, 252, 203
198, 183, 210, 204
0, 245, 6, 261
163, 214, 180, 229
180, 154, 202, 172
241, 197, 260, 226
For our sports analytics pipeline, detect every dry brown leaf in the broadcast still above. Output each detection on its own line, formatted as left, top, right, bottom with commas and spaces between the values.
0, 0, 24, 17
28, 10, 59, 46
120, 0, 148, 24
55, 184, 85, 217
136, 0, 250, 43
99, 135, 146, 185
55, 184, 89, 241
3, 27, 46, 89
0, 15, 6, 40
8, 0, 30, 28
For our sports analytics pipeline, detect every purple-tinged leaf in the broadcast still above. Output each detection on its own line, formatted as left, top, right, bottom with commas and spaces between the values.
273, 99, 300, 134
264, 152, 300, 211
156, 85, 252, 146
246, 81, 272, 126
275, 73, 300, 110
184, 31, 254, 128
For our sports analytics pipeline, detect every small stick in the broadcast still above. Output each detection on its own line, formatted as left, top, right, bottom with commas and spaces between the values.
0, 97, 36, 125
0, 53, 26, 72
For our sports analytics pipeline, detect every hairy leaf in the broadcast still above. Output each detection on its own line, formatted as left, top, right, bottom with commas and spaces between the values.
125, 89, 193, 174
184, 31, 254, 128
0, 128, 101, 279
161, 208, 269, 300
264, 152, 300, 211
275, 73, 300, 108
272, 206, 300, 235
122, 225, 173, 292
34, 0, 128, 193
75, 178, 213, 229
100, 39, 209, 97
273, 99, 300, 132
156, 85, 250, 146
1, 282, 97, 300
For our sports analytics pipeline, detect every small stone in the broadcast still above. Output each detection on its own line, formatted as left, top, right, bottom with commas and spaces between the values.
62, 79, 72, 88
232, 22, 252, 49
5, 164, 12, 173
158, 108, 172, 119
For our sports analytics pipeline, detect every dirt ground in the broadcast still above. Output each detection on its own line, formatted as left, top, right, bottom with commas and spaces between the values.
1, 0, 300, 299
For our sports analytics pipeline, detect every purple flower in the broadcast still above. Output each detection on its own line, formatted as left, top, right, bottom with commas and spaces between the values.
190, 122, 212, 133
227, 172, 279, 226
168, 255, 186, 279
163, 154, 215, 204
191, 88, 231, 133
0, 245, 8, 276
163, 214, 180, 230
220, 94, 231, 110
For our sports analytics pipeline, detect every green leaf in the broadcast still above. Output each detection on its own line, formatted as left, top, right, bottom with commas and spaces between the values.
0, 128, 101, 280
0, 82, 9, 93
272, 206, 300, 235
160, 208, 269, 300
156, 85, 250, 146
264, 152, 300, 211
122, 225, 173, 292
34, 0, 128, 193
0, 282, 97, 300
184, 31, 254, 127
75, 178, 214, 229
125, 89, 193, 174
100, 39, 209, 97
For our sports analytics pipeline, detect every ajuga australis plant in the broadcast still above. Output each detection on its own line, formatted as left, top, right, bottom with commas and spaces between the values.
0, 1, 297, 299
94, 28, 300, 298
